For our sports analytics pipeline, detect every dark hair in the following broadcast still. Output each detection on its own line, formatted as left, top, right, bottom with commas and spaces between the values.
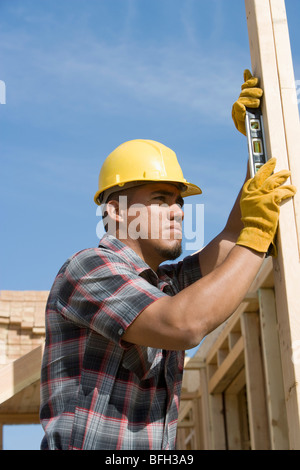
102, 187, 137, 232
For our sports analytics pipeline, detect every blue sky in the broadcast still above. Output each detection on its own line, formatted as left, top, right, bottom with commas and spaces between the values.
1, 0, 299, 451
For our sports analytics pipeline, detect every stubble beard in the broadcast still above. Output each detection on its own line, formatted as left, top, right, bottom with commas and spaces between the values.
155, 240, 183, 261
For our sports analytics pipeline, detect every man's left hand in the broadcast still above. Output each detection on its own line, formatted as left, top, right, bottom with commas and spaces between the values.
232, 69, 263, 136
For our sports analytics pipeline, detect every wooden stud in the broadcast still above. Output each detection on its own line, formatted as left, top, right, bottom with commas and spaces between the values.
245, 0, 300, 448
208, 336, 244, 394
259, 288, 289, 449
199, 367, 212, 450
192, 398, 202, 449
224, 368, 247, 450
224, 394, 242, 450
241, 311, 271, 449
209, 393, 226, 450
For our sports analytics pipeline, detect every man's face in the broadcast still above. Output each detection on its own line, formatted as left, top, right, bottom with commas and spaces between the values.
119, 182, 184, 262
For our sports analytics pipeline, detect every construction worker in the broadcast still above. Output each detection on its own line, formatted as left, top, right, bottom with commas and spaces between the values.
40, 70, 296, 450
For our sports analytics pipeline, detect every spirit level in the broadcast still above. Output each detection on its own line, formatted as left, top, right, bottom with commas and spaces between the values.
245, 107, 268, 177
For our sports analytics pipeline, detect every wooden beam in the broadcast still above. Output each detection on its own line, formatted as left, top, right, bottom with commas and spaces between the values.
0, 345, 44, 405
209, 393, 226, 450
259, 288, 289, 449
208, 336, 244, 394
199, 367, 212, 450
241, 312, 271, 449
192, 398, 203, 449
178, 400, 193, 423
245, 0, 300, 449
225, 368, 246, 395
184, 358, 206, 370
180, 391, 201, 400
0, 413, 40, 425
224, 393, 242, 450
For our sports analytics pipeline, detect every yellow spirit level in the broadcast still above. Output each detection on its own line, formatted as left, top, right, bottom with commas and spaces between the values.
245, 107, 268, 177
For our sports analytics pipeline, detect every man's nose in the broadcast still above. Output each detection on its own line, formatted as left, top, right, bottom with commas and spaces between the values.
169, 203, 184, 221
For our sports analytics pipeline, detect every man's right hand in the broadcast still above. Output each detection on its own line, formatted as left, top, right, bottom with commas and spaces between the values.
236, 157, 297, 255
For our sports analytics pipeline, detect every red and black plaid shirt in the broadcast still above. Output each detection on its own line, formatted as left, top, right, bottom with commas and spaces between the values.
40, 234, 201, 450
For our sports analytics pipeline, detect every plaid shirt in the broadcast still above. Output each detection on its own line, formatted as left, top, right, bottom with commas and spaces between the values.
40, 234, 201, 450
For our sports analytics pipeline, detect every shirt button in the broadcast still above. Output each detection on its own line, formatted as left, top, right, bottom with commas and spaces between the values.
118, 328, 123, 335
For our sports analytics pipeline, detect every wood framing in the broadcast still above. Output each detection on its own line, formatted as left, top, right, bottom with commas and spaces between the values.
241, 312, 270, 449
0, 291, 47, 449
0, 345, 44, 405
178, 258, 291, 449
245, 0, 300, 448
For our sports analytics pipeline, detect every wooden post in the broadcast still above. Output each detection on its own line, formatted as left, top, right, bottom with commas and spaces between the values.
245, 0, 300, 449
199, 367, 212, 449
258, 288, 289, 449
224, 394, 242, 450
209, 394, 226, 449
241, 312, 271, 450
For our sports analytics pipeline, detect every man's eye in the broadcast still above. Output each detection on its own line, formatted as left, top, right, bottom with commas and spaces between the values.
153, 196, 166, 203
176, 198, 184, 209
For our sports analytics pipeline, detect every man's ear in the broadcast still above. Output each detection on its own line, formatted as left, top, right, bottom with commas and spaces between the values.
106, 200, 128, 224
105, 200, 120, 222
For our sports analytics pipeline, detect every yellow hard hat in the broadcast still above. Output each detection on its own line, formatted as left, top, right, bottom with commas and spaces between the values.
94, 139, 202, 205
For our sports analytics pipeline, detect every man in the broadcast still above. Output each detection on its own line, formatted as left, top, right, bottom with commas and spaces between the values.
40, 70, 296, 450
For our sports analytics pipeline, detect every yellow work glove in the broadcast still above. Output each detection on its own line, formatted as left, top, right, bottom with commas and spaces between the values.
236, 158, 297, 256
232, 69, 263, 135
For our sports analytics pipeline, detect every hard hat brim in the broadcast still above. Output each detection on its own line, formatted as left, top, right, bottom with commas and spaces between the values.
94, 179, 202, 205
180, 182, 203, 198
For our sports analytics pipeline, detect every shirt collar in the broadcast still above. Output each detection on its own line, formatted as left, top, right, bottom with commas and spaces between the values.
98, 233, 158, 277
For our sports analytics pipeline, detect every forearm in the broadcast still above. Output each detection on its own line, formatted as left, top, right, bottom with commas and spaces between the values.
123, 244, 264, 351
169, 244, 264, 349
224, 163, 250, 237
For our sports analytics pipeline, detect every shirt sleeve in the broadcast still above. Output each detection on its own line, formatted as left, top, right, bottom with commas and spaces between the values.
55, 248, 167, 347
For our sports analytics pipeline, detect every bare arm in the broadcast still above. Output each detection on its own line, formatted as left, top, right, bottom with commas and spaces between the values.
122, 158, 294, 351
122, 244, 264, 351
